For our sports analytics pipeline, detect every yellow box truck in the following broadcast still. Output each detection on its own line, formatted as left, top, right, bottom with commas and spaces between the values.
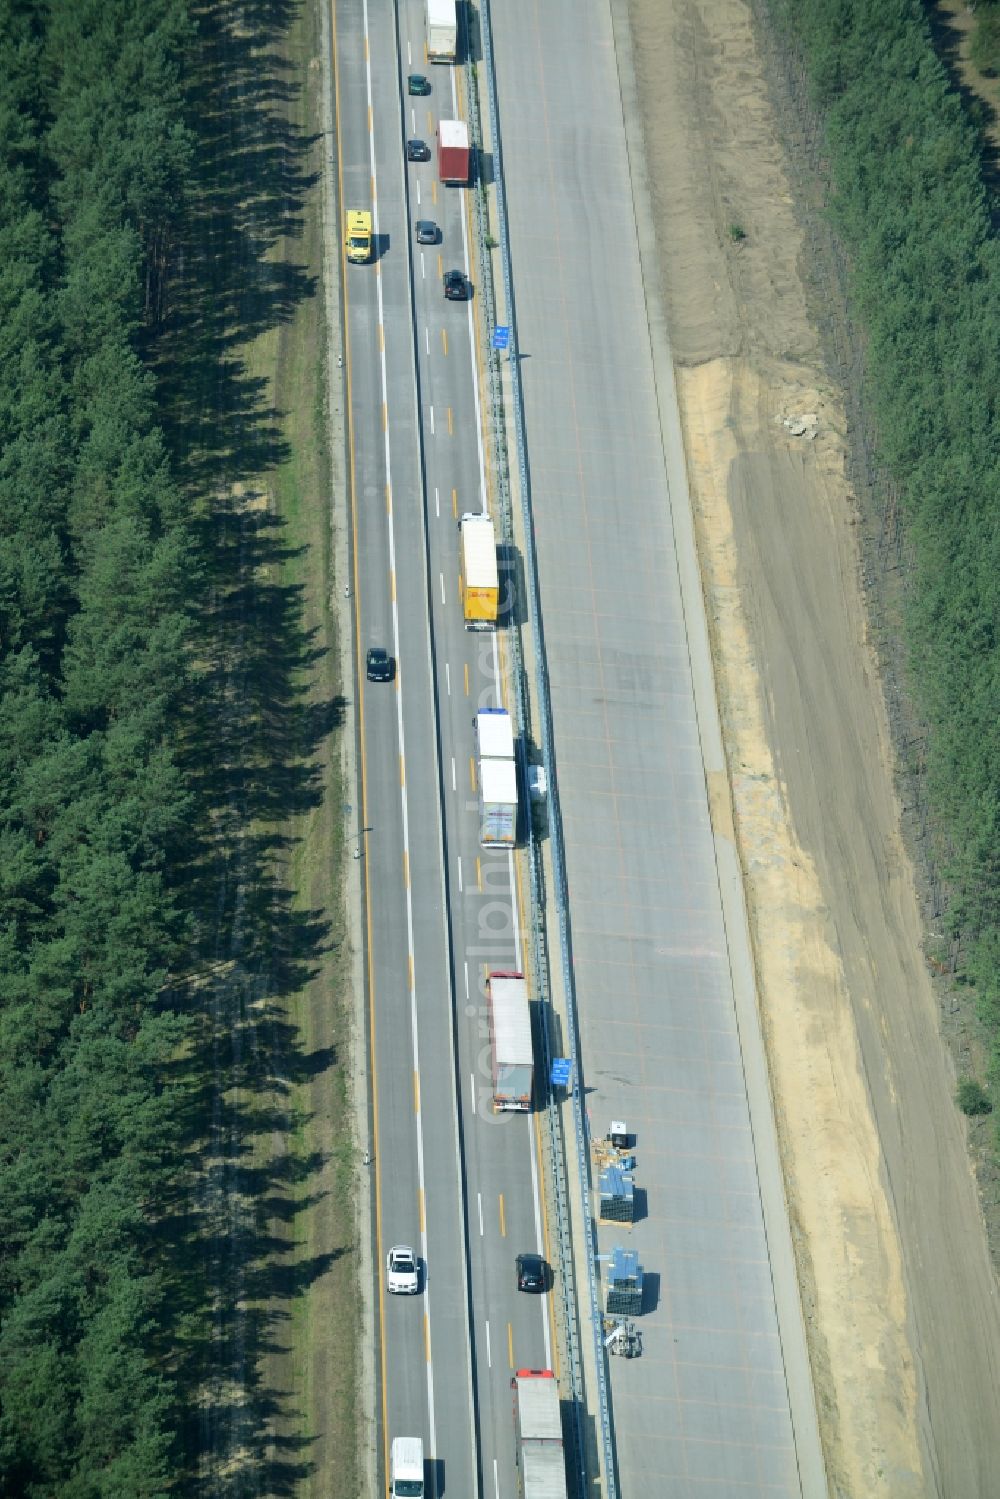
345, 209, 372, 264
460, 512, 498, 629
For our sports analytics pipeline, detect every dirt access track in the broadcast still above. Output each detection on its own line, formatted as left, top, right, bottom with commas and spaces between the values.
619, 2, 1000, 1495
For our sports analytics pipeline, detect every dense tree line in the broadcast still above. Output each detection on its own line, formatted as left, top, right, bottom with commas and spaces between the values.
0, 1, 199, 1492
774, 2, 1000, 1071
969, 0, 1000, 77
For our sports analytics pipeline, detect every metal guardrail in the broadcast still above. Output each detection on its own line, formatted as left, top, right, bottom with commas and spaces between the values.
466, 10, 618, 1499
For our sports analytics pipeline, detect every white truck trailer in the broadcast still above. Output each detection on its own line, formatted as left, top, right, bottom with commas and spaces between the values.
487, 972, 533, 1111
512, 1369, 567, 1499
426, 0, 457, 62
476, 708, 517, 848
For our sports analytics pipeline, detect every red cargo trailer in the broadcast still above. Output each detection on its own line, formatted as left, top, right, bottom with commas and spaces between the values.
437, 119, 470, 185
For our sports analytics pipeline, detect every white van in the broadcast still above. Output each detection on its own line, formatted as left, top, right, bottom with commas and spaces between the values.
390, 1436, 424, 1497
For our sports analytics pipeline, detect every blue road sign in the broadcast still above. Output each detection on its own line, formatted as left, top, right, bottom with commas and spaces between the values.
492, 325, 510, 351
550, 1058, 573, 1088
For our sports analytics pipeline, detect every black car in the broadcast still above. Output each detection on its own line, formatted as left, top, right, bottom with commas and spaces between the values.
415, 219, 438, 245
516, 1253, 547, 1293
366, 648, 394, 683
407, 73, 431, 96
443, 268, 468, 301
406, 139, 431, 163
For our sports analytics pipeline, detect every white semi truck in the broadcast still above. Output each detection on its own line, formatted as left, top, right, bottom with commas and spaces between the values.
487, 972, 533, 1111
512, 1369, 567, 1499
426, 0, 457, 62
476, 708, 517, 848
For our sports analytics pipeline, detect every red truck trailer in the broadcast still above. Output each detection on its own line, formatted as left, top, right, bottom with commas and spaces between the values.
437, 119, 470, 185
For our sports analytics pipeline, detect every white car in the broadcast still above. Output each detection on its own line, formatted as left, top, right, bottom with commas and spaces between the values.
386, 1244, 419, 1295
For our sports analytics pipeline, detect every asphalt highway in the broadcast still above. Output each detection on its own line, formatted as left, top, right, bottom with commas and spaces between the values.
333, 3, 554, 1496
489, 2, 824, 1495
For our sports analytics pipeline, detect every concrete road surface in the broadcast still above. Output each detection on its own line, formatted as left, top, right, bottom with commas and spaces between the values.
488, 1, 826, 1495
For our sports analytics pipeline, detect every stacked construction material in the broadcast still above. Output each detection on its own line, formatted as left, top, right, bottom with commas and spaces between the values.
604, 1246, 643, 1317
598, 1163, 635, 1223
